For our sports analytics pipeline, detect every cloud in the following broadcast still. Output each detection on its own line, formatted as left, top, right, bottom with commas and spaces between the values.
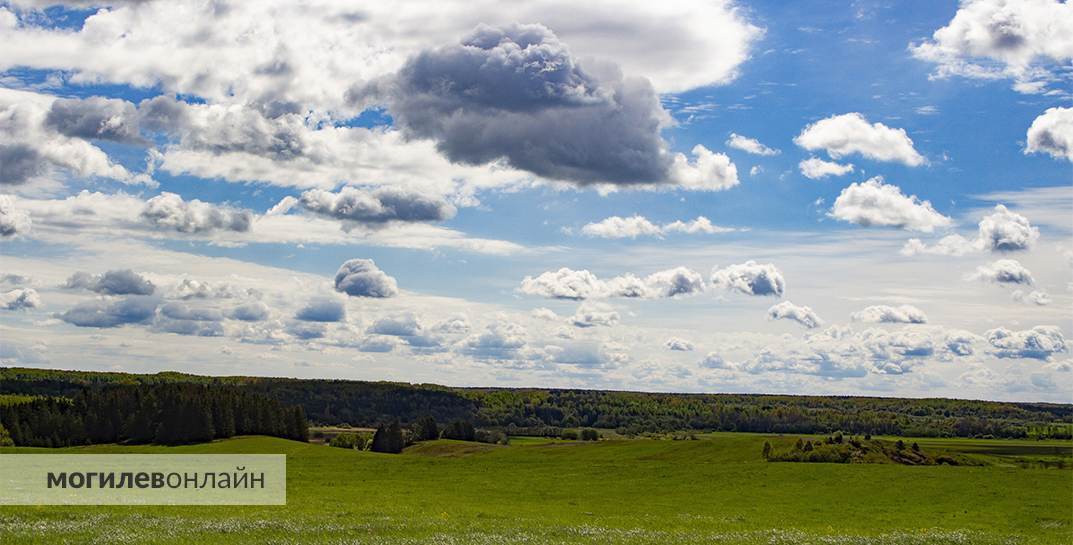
570, 302, 620, 328
1012, 289, 1051, 306
2, 288, 40, 310
289, 187, 456, 227
579, 215, 738, 238
171, 278, 245, 300
519, 266, 706, 300
969, 259, 1035, 285
910, 0, 1073, 94
664, 337, 695, 351
977, 204, 1039, 251
153, 301, 225, 337
0, 1, 759, 113
985, 326, 1066, 360
230, 302, 270, 322
383, 23, 738, 189
725, 133, 779, 156
0, 194, 31, 237
140, 192, 252, 234
830, 177, 952, 232
368, 314, 423, 337
64, 269, 156, 295
767, 301, 823, 329
710, 261, 785, 296
945, 330, 981, 356
59, 295, 159, 328
530, 307, 558, 321
457, 322, 529, 361
45, 96, 142, 143
794, 113, 926, 166
700, 353, 735, 369
851, 305, 928, 324
798, 157, 854, 179
333, 259, 399, 298
1025, 107, 1073, 162
295, 298, 346, 322
286, 321, 326, 340
901, 203, 1039, 256
0, 88, 146, 186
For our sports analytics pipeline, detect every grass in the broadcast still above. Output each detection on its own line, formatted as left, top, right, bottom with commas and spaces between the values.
0, 433, 1070, 544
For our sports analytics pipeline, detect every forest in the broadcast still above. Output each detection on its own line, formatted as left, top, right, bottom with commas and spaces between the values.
1, 367, 1070, 443
0, 381, 308, 447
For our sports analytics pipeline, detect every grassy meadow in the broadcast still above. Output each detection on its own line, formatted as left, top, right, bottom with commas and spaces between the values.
1, 433, 1070, 545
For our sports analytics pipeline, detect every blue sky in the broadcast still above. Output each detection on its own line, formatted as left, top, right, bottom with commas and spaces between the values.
0, 0, 1071, 401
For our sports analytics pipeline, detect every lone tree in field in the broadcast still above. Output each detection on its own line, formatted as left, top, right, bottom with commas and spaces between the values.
371, 421, 405, 453
580, 428, 599, 441
413, 416, 439, 442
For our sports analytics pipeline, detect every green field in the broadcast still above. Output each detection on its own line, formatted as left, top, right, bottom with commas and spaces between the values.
1, 433, 1071, 544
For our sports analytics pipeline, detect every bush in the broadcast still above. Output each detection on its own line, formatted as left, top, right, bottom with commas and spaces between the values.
328, 432, 365, 450
580, 428, 599, 441
560, 429, 579, 440
475, 429, 510, 445
0, 423, 13, 447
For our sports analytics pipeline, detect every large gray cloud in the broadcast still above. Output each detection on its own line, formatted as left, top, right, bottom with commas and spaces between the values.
154, 301, 225, 336
64, 269, 156, 295
59, 295, 159, 328
0, 143, 46, 185
140, 192, 252, 234
293, 187, 456, 226
381, 23, 726, 187
45, 96, 142, 143
333, 259, 399, 298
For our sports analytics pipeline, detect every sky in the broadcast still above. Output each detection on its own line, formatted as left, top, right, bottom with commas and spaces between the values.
0, 0, 1071, 402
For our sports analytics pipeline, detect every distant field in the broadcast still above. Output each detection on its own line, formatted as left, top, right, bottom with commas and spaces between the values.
1, 433, 1070, 544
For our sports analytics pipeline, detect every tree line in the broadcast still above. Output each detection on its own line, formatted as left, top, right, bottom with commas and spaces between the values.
0, 382, 308, 447
2, 367, 1071, 441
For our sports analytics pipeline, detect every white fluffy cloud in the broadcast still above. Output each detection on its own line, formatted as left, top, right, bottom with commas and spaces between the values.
1026, 107, 1073, 162
768, 301, 823, 329
0, 88, 146, 186
830, 177, 952, 232
570, 302, 620, 328
1012, 289, 1051, 306
664, 337, 695, 351
851, 305, 928, 324
969, 258, 1035, 285
710, 261, 785, 296
794, 113, 926, 166
0, 194, 31, 237
902, 204, 1039, 256
2, 287, 40, 310
519, 266, 706, 300
798, 157, 854, 180
579, 215, 737, 239
910, 0, 1073, 94
141, 192, 252, 234
64, 269, 156, 295
725, 133, 779, 156
0, 0, 760, 109
985, 326, 1066, 360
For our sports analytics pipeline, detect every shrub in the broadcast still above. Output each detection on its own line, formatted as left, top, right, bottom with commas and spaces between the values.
560, 429, 580, 440
329, 432, 363, 450
475, 429, 510, 445
580, 428, 599, 441
762, 441, 772, 459
0, 423, 13, 447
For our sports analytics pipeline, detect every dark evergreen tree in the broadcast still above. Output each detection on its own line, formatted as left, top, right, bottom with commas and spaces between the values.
370, 421, 405, 453
412, 415, 439, 442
